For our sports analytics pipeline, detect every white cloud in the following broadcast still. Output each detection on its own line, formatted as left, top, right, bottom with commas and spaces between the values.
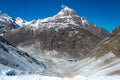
0, 10, 2, 14
61, 4, 66, 8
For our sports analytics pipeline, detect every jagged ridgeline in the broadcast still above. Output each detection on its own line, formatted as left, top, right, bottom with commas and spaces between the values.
2, 7, 109, 58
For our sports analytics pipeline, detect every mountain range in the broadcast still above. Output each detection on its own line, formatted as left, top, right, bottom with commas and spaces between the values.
2, 7, 109, 58
0, 6, 119, 80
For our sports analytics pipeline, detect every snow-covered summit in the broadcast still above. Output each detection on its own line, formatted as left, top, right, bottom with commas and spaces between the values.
0, 13, 18, 36
12, 6, 109, 40
0, 13, 14, 23
19, 6, 86, 30
15, 17, 26, 26
63, 6, 72, 10
56, 6, 78, 17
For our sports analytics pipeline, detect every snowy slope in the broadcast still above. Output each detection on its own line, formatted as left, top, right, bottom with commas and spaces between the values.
0, 28, 119, 80
0, 74, 120, 80
0, 51, 120, 80
2, 27, 118, 79
0, 37, 46, 74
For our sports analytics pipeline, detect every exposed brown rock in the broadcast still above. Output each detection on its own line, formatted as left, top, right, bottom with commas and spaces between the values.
108, 69, 120, 76
87, 26, 120, 58
4, 25, 109, 58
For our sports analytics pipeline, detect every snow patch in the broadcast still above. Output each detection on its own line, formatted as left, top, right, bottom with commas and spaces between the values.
0, 74, 120, 80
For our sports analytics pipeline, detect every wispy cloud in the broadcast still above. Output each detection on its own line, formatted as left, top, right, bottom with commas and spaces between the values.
61, 4, 66, 8
0, 10, 2, 14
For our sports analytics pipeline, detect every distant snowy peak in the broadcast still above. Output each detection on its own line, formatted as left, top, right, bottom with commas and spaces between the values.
56, 6, 78, 17
39, 6, 81, 23
0, 13, 14, 23
15, 17, 39, 27
0, 13, 19, 36
19, 6, 90, 30
45, 6, 82, 23
13, 7, 109, 41
52, 6, 88, 24
14, 6, 109, 40
0, 13, 12, 19
15, 17, 26, 26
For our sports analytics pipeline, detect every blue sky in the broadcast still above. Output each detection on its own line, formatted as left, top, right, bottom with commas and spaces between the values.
0, 0, 120, 33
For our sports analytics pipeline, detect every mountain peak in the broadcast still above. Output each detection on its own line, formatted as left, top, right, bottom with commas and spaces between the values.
15, 17, 26, 26
0, 13, 14, 23
16, 17, 26, 23
0, 13, 18, 36
0, 13, 12, 19
62, 6, 73, 11
57, 6, 78, 17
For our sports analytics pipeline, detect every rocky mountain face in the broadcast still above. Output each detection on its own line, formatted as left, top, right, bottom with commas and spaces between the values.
85, 26, 120, 76
4, 7, 110, 58
88, 26, 120, 58
0, 14, 19, 36
0, 36, 46, 74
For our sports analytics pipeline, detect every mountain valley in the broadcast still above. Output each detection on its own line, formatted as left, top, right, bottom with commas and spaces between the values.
0, 7, 119, 80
